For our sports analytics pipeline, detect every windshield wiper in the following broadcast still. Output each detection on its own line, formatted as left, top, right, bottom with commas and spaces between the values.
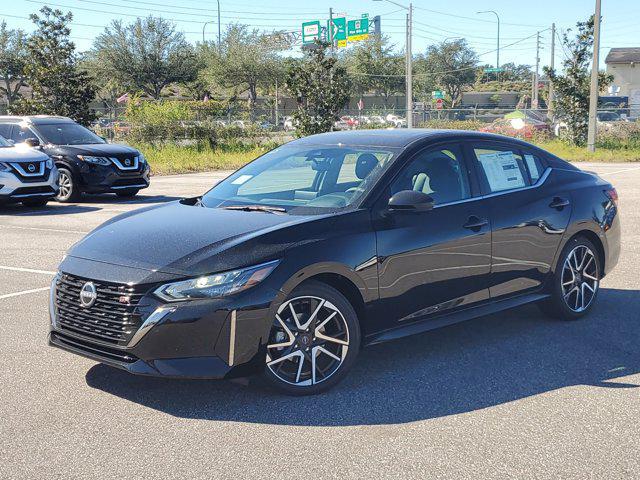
222, 204, 287, 214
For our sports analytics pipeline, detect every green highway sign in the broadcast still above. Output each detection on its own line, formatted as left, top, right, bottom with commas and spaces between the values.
484, 67, 504, 73
330, 17, 347, 41
432, 90, 444, 99
347, 16, 369, 41
302, 20, 321, 44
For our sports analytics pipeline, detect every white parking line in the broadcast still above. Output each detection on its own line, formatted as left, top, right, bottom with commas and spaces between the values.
600, 166, 640, 176
0, 287, 50, 300
0, 265, 56, 275
0, 225, 89, 234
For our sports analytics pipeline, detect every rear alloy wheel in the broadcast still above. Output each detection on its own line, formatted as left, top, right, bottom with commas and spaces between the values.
539, 237, 601, 320
55, 167, 79, 202
264, 281, 360, 395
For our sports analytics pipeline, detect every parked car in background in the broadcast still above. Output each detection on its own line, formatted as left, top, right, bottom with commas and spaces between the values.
385, 114, 407, 128
481, 117, 550, 139
0, 116, 150, 202
0, 134, 58, 207
48, 130, 619, 395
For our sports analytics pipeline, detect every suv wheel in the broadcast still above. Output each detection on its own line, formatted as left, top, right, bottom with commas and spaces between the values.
55, 167, 80, 202
264, 281, 361, 395
539, 236, 601, 320
116, 189, 140, 198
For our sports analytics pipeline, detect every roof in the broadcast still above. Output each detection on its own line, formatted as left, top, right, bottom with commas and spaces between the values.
0, 115, 75, 124
605, 48, 640, 64
291, 128, 536, 149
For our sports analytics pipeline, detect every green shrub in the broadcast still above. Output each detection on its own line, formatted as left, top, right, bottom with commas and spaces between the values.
417, 119, 485, 131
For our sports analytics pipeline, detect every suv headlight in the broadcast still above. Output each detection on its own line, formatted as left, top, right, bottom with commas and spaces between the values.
154, 260, 280, 302
78, 155, 111, 166
45, 158, 53, 169
137, 153, 146, 164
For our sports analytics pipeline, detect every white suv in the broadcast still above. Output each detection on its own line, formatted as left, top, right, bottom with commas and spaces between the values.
0, 135, 58, 207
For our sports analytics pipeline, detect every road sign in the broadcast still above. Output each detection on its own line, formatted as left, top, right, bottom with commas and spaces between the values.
330, 17, 347, 42
432, 90, 444, 100
347, 16, 369, 42
302, 21, 321, 44
435, 98, 444, 110
484, 67, 504, 73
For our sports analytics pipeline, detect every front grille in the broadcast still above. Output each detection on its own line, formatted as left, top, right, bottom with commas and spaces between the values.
11, 185, 56, 196
9, 162, 49, 182
112, 177, 146, 187
55, 273, 148, 347
52, 331, 138, 364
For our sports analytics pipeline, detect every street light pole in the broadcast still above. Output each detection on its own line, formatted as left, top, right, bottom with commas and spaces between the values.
587, 0, 602, 153
373, 0, 413, 128
203, 1, 221, 48
478, 10, 500, 81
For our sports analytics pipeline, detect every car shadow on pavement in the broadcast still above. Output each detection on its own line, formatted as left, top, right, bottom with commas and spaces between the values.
85, 287, 640, 426
0, 204, 103, 215
77, 194, 183, 205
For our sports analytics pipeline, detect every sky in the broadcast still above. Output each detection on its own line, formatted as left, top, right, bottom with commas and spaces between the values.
3, 0, 640, 70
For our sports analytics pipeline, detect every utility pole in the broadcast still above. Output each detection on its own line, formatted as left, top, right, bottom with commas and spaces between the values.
406, 3, 413, 128
329, 8, 335, 50
217, 0, 221, 49
548, 23, 556, 119
477, 11, 500, 81
275, 78, 279, 128
587, 0, 602, 152
533, 31, 541, 108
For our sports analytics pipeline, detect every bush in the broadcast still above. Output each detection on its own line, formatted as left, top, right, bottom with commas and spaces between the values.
596, 121, 640, 149
417, 119, 485, 131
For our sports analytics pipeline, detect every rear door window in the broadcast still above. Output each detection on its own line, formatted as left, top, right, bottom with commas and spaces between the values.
471, 145, 530, 193
521, 151, 546, 184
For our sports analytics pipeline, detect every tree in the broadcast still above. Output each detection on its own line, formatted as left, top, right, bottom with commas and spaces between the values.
544, 16, 613, 145
204, 25, 286, 117
10, 7, 95, 125
346, 36, 404, 107
286, 41, 351, 136
91, 16, 198, 99
0, 22, 28, 107
418, 39, 478, 107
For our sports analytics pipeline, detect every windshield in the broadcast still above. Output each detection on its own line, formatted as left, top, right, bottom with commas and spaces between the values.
36, 123, 106, 145
201, 144, 399, 214
0, 135, 10, 148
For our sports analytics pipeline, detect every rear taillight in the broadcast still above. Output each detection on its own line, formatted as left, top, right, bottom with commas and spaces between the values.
605, 187, 618, 206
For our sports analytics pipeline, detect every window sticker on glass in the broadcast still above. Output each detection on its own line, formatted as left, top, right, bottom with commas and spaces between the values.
524, 154, 541, 182
231, 174, 253, 185
477, 151, 525, 192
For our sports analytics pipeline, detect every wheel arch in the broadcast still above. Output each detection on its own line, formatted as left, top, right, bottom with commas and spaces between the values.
555, 229, 606, 275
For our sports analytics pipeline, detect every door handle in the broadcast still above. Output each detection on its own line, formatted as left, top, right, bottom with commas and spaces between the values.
549, 197, 570, 209
463, 216, 489, 230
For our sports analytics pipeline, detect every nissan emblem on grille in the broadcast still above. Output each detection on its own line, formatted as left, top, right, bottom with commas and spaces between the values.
124, 158, 131, 166
28, 163, 36, 173
79, 282, 97, 308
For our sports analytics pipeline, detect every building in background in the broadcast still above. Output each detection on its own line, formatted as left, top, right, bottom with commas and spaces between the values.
605, 47, 640, 118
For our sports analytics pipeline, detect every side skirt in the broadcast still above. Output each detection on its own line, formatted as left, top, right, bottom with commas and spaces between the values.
364, 292, 550, 346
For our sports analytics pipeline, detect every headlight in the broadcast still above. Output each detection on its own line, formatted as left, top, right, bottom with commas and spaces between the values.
78, 155, 111, 166
137, 153, 146, 164
154, 260, 280, 302
0, 162, 9, 172
45, 158, 53, 169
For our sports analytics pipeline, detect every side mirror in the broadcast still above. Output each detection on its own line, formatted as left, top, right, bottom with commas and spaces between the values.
24, 137, 40, 148
388, 190, 434, 212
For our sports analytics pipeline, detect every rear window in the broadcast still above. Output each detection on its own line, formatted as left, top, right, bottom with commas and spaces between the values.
522, 152, 545, 183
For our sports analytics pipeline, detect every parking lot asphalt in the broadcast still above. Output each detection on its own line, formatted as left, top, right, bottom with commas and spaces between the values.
1, 163, 639, 479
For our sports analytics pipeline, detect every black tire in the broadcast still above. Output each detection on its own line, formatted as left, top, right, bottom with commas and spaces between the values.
539, 236, 602, 320
116, 189, 140, 198
21, 198, 49, 207
55, 167, 80, 202
263, 280, 361, 396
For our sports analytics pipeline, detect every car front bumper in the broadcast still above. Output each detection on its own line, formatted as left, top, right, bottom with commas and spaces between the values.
48, 273, 279, 379
0, 169, 59, 203
76, 162, 151, 194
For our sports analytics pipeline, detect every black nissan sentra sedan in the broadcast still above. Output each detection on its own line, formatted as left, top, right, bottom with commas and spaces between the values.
49, 130, 620, 395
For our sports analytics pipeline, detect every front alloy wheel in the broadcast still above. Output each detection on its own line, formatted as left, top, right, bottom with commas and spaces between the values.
55, 167, 79, 202
264, 282, 360, 395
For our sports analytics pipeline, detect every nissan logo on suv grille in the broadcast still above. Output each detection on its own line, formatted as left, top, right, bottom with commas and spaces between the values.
79, 282, 97, 308
27, 163, 36, 173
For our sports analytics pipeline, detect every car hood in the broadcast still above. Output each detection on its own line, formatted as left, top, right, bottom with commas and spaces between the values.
46, 143, 139, 157
0, 145, 50, 163
65, 200, 317, 278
